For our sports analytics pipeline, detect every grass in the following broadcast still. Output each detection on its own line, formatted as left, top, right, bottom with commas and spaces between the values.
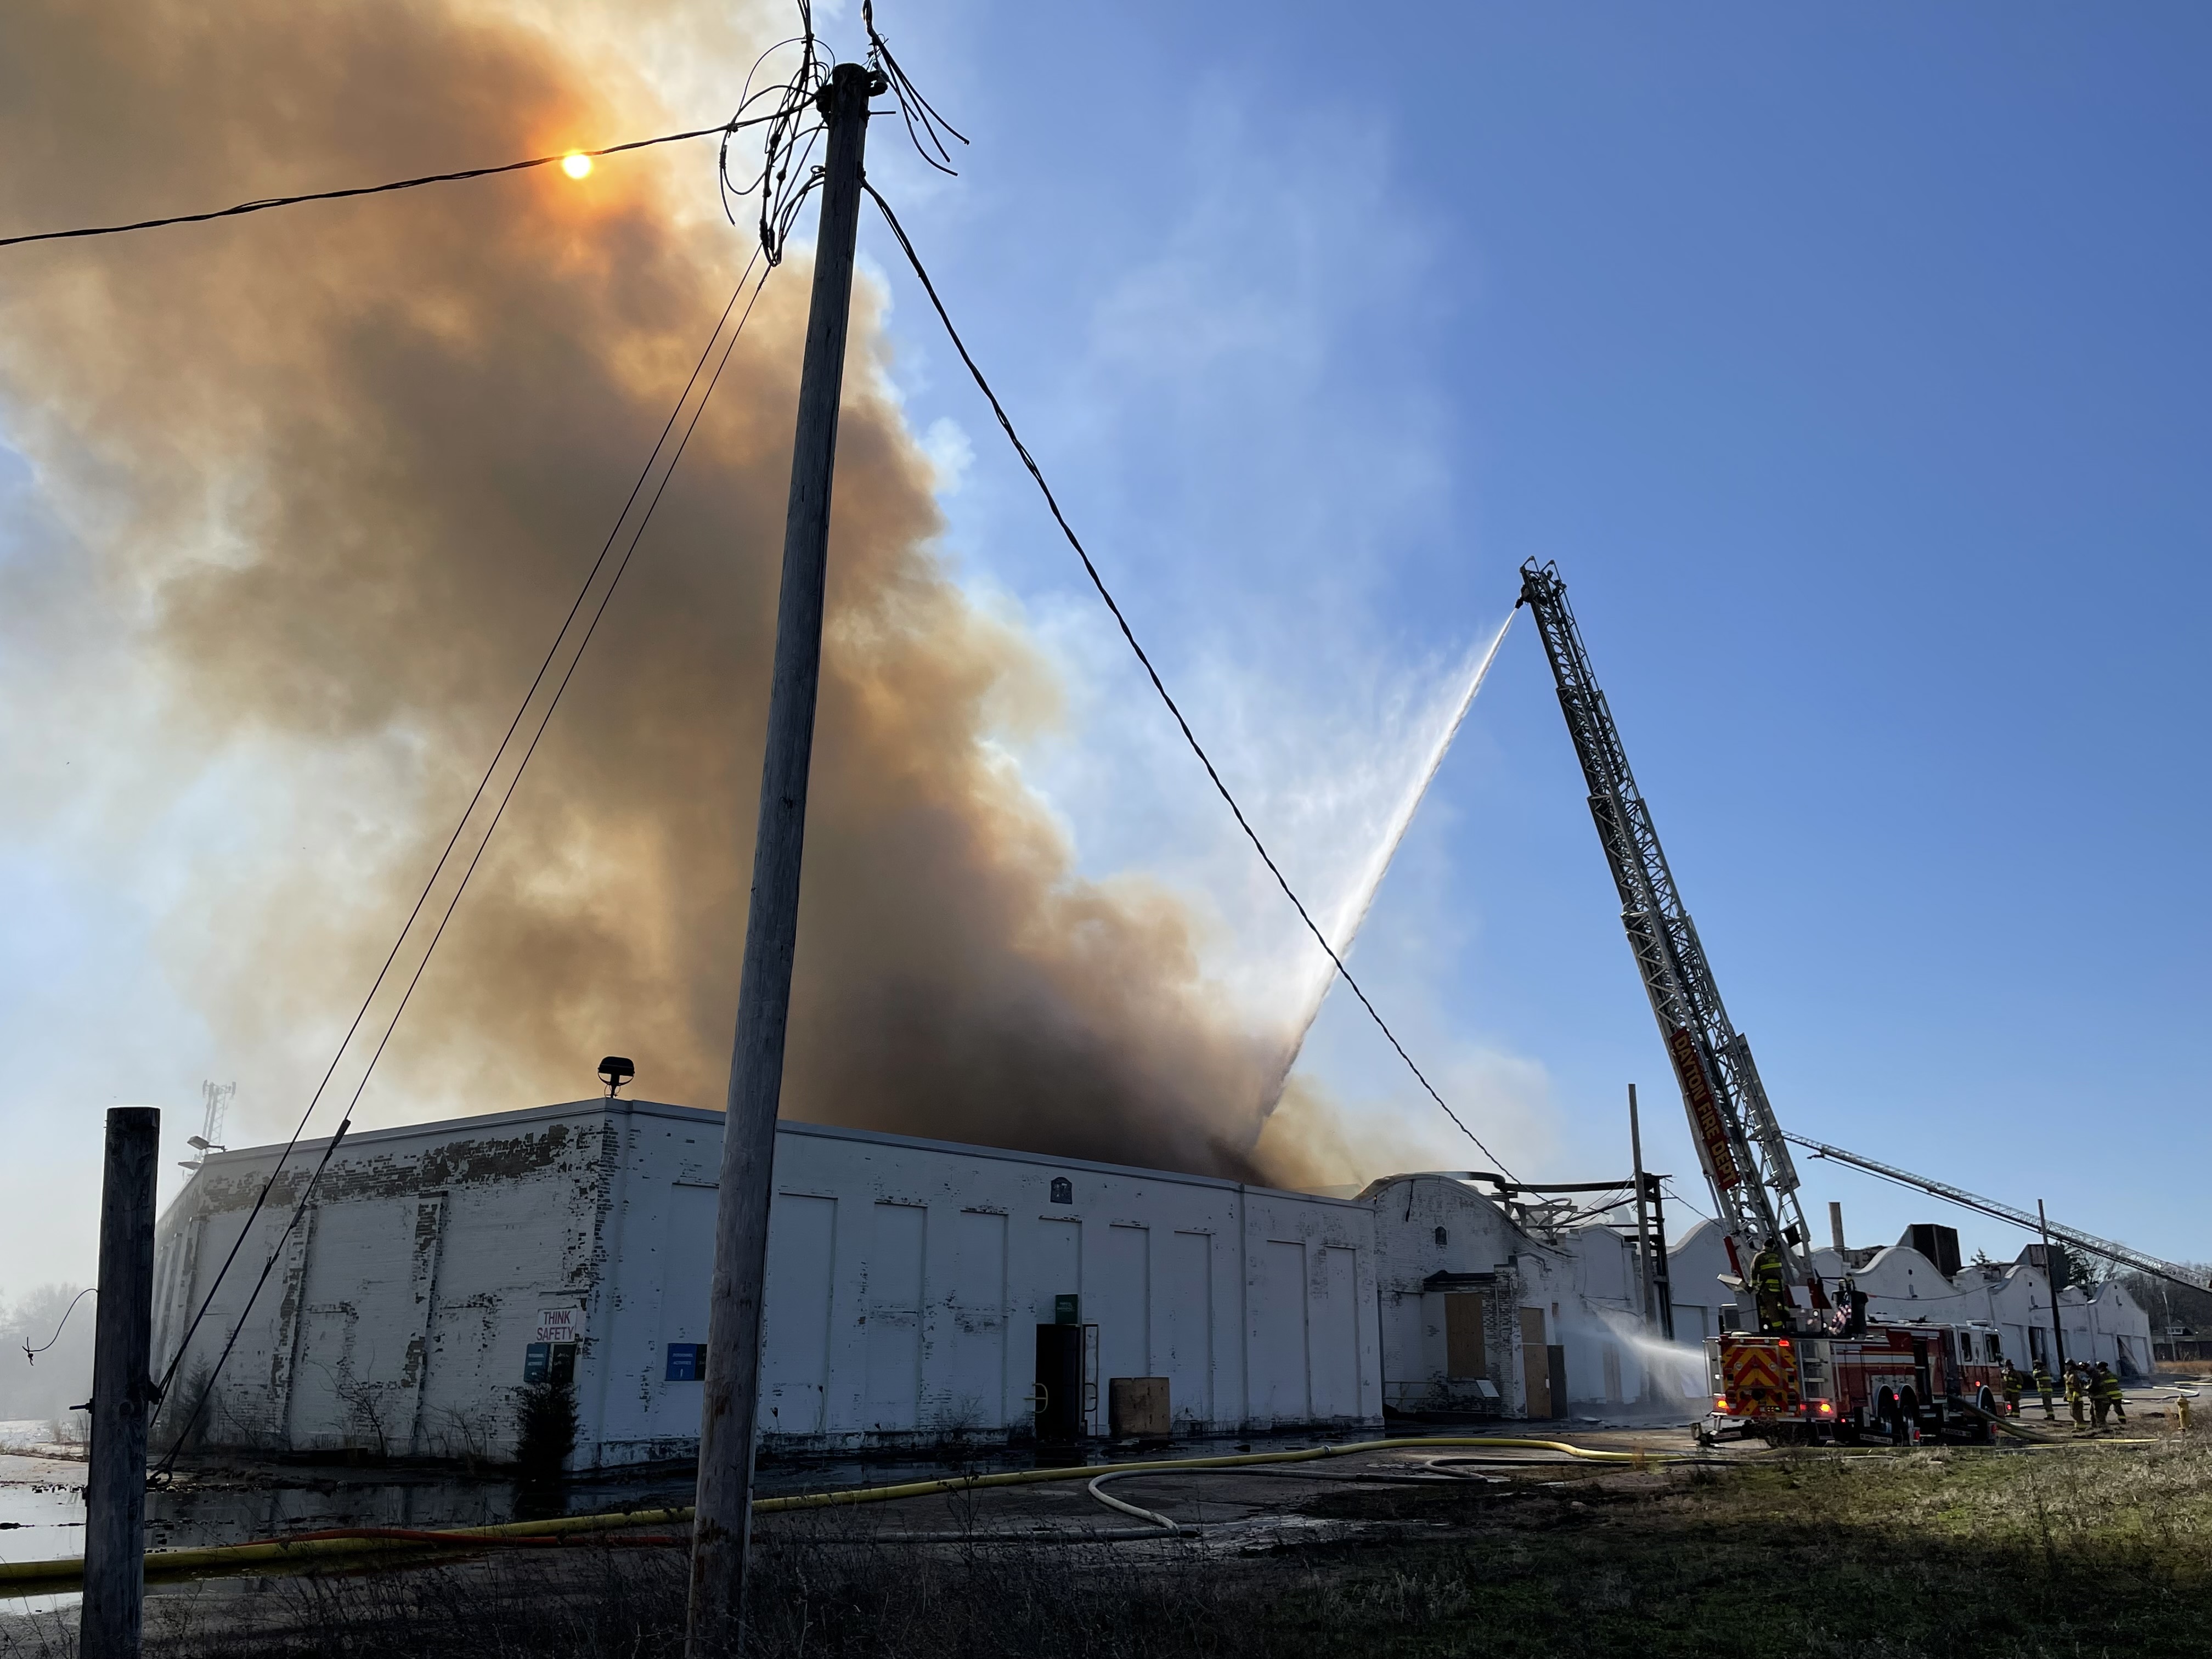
1274, 1437, 2212, 1657
8, 1435, 2206, 1659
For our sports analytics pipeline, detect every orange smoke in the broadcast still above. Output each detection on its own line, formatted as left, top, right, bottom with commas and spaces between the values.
0, 0, 1312, 1181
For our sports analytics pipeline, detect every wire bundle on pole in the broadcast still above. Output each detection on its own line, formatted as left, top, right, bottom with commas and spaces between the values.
3, 2, 1532, 1453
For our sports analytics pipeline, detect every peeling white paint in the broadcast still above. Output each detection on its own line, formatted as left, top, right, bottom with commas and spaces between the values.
153, 1101, 1384, 1467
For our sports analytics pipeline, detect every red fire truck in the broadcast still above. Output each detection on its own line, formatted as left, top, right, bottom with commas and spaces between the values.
1702, 1319, 2011, 1444
1519, 562, 2094, 1451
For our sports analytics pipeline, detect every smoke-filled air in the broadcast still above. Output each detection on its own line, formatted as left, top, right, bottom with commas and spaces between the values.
0, 0, 1528, 1190
0, 0, 1307, 1180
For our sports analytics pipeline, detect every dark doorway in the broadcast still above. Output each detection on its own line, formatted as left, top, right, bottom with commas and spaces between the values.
1035, 1323, 1086, 1445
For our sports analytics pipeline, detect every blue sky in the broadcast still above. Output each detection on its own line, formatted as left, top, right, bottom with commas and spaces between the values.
842, 2, 2209, 1260
1, 2, 2204, 1288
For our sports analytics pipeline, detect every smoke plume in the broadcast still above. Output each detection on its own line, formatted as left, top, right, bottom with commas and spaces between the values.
0, 0, 1302, 1178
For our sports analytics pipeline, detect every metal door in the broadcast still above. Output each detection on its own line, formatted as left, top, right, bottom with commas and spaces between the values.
1034, 1323, 1087, 1444
1519, 1308, 1550, 1417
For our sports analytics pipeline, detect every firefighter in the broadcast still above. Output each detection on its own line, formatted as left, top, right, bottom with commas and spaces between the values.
2001, 1364, 2025, 1417
2032, 1360, 2057, 1419
2094, 1362, 2126, 1426
1751, 1238, 1790, 1334
2065, 1363, 2089, 1430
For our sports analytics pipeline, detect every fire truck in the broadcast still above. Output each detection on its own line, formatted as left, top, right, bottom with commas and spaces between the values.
1702, 1317, 2011, 1444
1520, 562, 2034, 1436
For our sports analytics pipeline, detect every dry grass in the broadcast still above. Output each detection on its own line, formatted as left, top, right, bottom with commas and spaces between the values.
4, 1437, 2205, 1659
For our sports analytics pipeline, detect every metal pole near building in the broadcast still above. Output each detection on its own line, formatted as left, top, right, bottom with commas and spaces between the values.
2039, 1199, 2067, 1369
1629, 1084, 1655, 1333
81, 1107, 159, 1659
687, 61, 875, 1659
1646, 1176, 1675, 1343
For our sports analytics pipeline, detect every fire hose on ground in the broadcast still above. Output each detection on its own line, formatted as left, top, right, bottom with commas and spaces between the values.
0, 1435, 1683, 1590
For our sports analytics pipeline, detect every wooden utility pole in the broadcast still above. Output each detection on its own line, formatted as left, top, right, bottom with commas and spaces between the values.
687, 60, 876, 1659
81, 1107, 159, 1659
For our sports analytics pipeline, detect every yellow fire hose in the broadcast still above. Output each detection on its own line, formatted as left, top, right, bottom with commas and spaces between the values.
0, 1436, 1670, 1591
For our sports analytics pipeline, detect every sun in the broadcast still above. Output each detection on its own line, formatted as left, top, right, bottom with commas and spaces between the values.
561, 152, 592, 180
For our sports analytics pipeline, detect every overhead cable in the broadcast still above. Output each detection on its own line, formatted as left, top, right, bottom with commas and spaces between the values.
1661, 1176, 1717, 1226
0, 117, 777, 252
20, 1289, 95, 1365
862, 182, 1517, 1180
150, 257, 777, 1470
862, 0, 969, 177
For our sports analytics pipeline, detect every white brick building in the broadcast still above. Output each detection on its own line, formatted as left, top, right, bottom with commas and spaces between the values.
153, 1099, 1384, 1466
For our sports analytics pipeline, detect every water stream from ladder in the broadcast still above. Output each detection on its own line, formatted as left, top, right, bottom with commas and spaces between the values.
1278, 608, 1519, 1068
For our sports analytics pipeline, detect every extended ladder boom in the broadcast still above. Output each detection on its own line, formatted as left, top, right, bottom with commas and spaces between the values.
1784, 1132, 2211, 1293
1516, 560, 1813, 1279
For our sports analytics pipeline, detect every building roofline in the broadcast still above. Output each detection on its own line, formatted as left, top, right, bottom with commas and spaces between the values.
181, 1096, 630, 1174
179, 1097, 1370, 1211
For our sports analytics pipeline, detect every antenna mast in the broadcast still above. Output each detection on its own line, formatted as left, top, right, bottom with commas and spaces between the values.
1516, 560, 1812, 1280
198, 1080, 233, 1149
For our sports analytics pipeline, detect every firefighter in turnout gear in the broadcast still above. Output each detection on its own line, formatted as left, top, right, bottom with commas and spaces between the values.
2002, 1364, 2025, 1416
2066, 1363, 2089, 1430
1752, 1239, 1790, 1334
2033, 1361, 2057, 1419
2094, 1362, 2125, 1427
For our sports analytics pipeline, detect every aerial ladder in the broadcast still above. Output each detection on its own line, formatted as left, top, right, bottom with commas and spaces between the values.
1785, 1132, 2212, 1293
1515, 560, 1813, 1288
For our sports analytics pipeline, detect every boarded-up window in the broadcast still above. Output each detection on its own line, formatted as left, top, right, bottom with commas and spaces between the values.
1311, 1246, 1359, 1418
1255, 1241, 1310, 1423
1444, 1293, 1487, 1379
761, 1194, 837, 1435
865, 1203, 927, 1430
941, 1209, 1007, 1431
1160, 1231, 1212, 1425
1096, 1224, 1150, 1385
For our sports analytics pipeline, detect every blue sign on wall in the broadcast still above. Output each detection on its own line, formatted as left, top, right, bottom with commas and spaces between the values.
665, 1342, 705, 1382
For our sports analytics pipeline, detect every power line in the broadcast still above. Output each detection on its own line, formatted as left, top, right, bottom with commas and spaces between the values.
150, 250, 763, 1425
1661, 1176, 1717, 1226
0, 117, 778, 252
20, 1289, 95, 1364
862, 182, 1517, 1181
151, 258, 776, 1466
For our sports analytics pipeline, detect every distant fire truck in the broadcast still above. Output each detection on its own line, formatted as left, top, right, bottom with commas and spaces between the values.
1702, 1317, 2010, 1444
